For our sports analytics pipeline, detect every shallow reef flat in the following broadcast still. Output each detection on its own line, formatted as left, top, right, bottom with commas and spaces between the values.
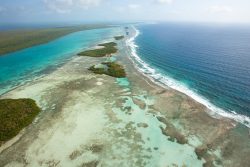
0, 32, 250, 167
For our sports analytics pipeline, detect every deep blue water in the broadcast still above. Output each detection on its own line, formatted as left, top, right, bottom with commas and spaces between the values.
0, 27, 120, 95
135, 23, 250, 117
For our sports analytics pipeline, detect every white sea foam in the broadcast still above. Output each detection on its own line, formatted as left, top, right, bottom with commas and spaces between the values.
126, 26, 250, 128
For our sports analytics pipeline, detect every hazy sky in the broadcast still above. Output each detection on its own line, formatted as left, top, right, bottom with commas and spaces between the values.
0, 0, 250, 23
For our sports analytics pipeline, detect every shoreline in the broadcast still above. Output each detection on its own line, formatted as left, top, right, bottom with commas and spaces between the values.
0, 25, 111, 56
0, 27, 119, 96
127, 25, 250, 128
0, 26, 250, 166
0, 53, 75, 97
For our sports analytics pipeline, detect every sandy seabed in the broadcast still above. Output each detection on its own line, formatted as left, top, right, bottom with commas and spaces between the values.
0, 29, 250, 167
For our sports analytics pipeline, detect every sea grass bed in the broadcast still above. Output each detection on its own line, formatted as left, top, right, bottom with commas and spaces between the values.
0, 98, 41, 143
78, 42, 118, 57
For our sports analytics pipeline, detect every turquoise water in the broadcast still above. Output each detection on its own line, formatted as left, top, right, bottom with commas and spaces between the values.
116, 78, 130, 87
0, 27, 120, 95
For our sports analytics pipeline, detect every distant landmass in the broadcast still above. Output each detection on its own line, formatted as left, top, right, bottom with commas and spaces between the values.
0, 24, 110, 56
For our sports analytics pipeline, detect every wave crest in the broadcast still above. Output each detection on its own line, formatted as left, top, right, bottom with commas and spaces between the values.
126, 26, 250, 128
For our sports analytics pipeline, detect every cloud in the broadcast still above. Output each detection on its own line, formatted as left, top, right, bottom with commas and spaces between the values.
209, 5, 233, 14
128, 4, 140, 10
113, 6, 125, 13
44, 0, 102, 13
113, 4, 140, 14
44, 0, 73, 13
78, 0, 102, 9
154, 0, 173, 5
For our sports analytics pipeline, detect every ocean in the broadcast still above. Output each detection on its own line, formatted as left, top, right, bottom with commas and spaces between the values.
1, 23, 250, 127
128, 23, 250, 127
0, 27, 120, 95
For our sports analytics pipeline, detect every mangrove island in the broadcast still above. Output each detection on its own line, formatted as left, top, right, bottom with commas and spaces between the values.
114, 36, 125, 40
89, 61, 126, 78
78, 42, 118, 57
0, 98, 41, 145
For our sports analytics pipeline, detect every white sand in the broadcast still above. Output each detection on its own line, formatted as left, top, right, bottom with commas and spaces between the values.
23, 92, 107, 167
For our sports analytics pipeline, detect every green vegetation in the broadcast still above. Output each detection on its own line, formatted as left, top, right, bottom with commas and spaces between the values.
78, 42, 118, 57
0, 24, 110, 56
89, 62, 126, 78
114, 36, 124, 40
99, 42, 117, 48
0, 98, 41, 143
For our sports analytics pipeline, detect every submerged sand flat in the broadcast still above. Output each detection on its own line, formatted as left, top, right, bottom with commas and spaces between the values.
0, 55, 203, 167
0, 29, 250, 167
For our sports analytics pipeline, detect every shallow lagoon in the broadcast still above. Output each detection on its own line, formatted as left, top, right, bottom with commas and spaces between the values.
0, 27, 122, 95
